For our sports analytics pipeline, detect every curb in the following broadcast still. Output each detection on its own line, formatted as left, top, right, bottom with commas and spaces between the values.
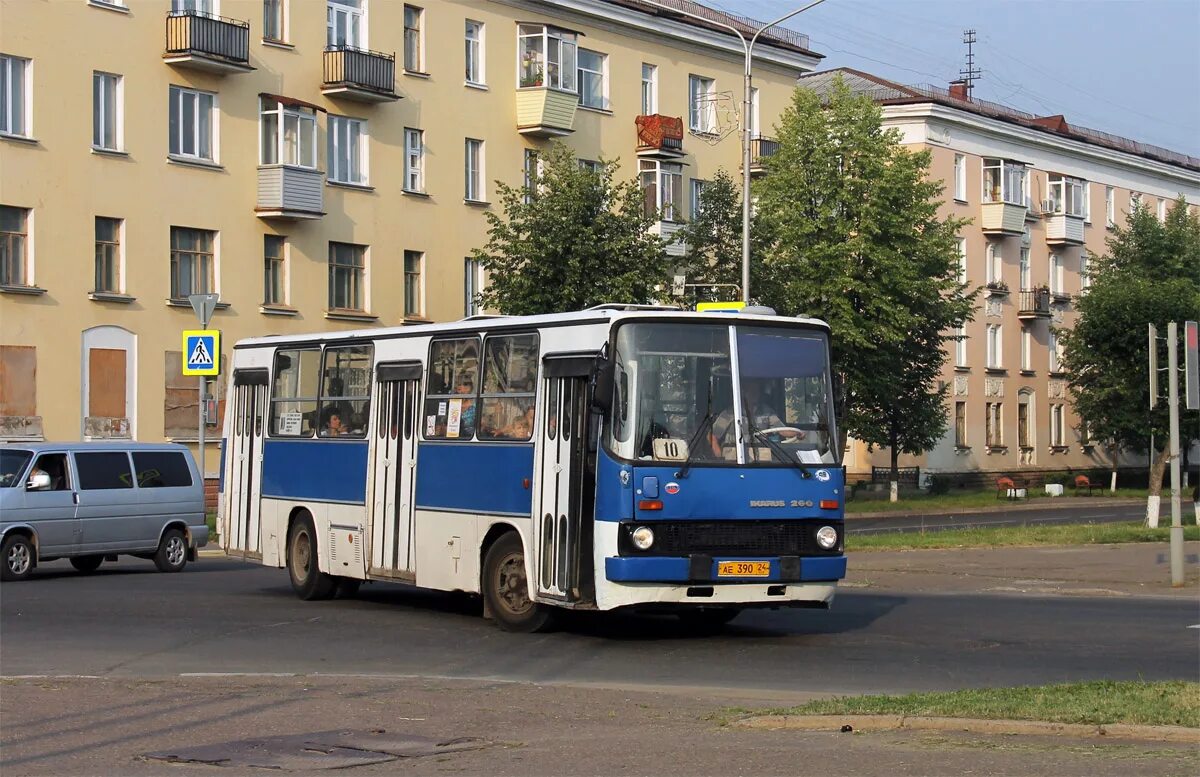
735, 714, 1200, 744
845, 498, 1152, 521
198, 548, 226, 558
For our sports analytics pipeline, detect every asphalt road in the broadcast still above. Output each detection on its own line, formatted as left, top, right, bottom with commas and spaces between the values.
2, 555, 1195, 697
846, 500, 1169, 534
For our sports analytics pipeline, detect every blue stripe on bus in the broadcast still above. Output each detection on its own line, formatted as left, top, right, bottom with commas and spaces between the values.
260, 439, 370, 504
628, 464, 845, 522
415, 442, 534, 516
604, 555, 847, 582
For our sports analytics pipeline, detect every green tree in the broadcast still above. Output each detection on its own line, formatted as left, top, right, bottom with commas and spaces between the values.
676, 167, 743, 303
752, 77, 978, 496
472, 144, 672, 315
1060, 197, 1200, 504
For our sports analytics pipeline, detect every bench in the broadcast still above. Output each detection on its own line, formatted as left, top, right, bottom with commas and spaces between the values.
996, 476, 1027, 500
1073, 474, 1104, 496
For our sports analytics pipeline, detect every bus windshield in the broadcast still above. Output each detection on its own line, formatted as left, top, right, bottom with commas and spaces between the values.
607, 322, 838, 466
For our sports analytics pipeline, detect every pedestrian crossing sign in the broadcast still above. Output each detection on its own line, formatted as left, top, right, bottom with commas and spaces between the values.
182, 330, 220, 376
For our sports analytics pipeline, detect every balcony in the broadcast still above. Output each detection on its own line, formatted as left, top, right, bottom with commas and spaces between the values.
257, 165, 325, 220
163, 11, 252, 74
635, 114, 684, 158
980, 201, 1027, 235
1018, 287, 1051, 319
516, 87, 577, 138
1045, 213, 1085, 245
648, 221, 686, 257
749, 135, 780, 175
322, 46, 399, 103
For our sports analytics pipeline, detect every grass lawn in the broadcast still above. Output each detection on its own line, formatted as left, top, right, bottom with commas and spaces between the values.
850, 520, 1200, 551
751, 681, 1200, 728
845, 487, 1152, 514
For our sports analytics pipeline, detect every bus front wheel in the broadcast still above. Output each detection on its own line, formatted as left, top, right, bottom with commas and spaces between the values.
288, 514, 337, 601
482, 532, 552, 633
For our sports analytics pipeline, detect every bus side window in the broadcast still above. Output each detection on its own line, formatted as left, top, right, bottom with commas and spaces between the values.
478, 333, 539, 442
318, 345, 372, 438
424, 338, 480, 440
270, 349, 320, 437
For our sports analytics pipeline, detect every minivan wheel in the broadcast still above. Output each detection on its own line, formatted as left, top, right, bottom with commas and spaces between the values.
1, 534, 35, 581
154, 528, 188, 573
70, 555, 104, 574
288, 515, 337, 601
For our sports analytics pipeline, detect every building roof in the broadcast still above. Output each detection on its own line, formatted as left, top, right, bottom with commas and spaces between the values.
798, 68, 1200, 172
607, 0, 823, 59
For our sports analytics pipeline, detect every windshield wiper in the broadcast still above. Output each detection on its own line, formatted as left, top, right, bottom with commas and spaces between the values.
743, 416, 813, 479
675, 410, 717, 479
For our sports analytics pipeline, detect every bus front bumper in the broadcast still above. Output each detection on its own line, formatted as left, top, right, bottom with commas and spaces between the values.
605, 555, 846, 583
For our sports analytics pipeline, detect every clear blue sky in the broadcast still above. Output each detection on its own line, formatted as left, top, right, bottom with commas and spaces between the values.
730, 0, 1200, 157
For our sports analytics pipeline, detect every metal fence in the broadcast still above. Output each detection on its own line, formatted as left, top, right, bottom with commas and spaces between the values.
165, 11, 249, 64
323, 46, 396, 95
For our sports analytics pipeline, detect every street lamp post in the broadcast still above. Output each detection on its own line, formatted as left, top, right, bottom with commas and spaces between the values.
642, 0, 827, 303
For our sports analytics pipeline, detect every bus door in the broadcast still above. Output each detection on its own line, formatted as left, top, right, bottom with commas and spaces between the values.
368, 362, 421, 579
224, 368, 268, 558
534, 356, 595, 602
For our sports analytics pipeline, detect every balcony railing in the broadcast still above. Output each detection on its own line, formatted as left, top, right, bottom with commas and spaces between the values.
1018, 288, 1051, 318
322, 46, 398, 101
164, 11, 251, 71
749, 135, 780, 174
635, 114, 684, 157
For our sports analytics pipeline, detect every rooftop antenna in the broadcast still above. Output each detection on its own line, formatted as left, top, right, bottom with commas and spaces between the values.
960, 29, 982, 98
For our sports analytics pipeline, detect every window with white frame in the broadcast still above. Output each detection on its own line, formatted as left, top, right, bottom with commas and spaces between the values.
956, 237, 967, 285
94, 217, 123, 294
172, 0, 212, 11
1105, 186, 1115, 227
403, 249, 423, 317
327, 0, 363, 48
639, 160, 683, 222
688, 74, 716, 133
986, 323, 1002, 369
954, 153, 967, 201
577, 49, 607, 109
955, 325, 968, 368
1, 206, 30, 287
1048, 174, 1086, 218
170, 226, 215, 300
403, 128, 423, 192
517, 24, 577, 92
464, 138, 484, 201
1019, 247, 1031, 290
1049, 253, 1063, 296
168, 85, 215, 161
985, 402, 1003, 447
259, 97, 316, 168
1079, 250, 1090, 292
263, 234, 287, 306
92, 72, 122, 151
690, 179, 707, 220
749, 87, 760, 137
1050, 403, 1065, 447
523, 149, 541, 203
641, 63, 657, 114
403, 5, 423, 72
263, 0, 287, 42
1129, 191, 1142, 213
1020, 326, 1031, 371
986, 243, 1003, 285
954, 401, 967, 447
578, 159, 601, 173
464, 257, 483, 317
328, 115, 367, 185
1048, 329, 1063, 373
0, 55, 30, 138
982, 158, 1026, 205
465, 20, 484, 85
328, 241, 366, 311
1157, 198, 1167, 222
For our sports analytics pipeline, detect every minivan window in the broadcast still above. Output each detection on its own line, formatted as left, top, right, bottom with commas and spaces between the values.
132, 452, 193, 488
31, 453, 71, 491
0, 449, 32, 488
76, 452, 134, 490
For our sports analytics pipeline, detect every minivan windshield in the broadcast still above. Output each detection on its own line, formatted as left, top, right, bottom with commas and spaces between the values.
0, 449, 33, 488
606, 322, 838, 466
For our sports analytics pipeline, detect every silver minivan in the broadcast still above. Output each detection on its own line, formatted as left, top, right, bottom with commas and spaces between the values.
0, 442, 209, 581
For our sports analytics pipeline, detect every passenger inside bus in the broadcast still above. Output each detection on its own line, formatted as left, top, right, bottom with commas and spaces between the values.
495, 405, 535, 440
454, 380, 476, 437
710, 381, 801, 457
320, 408, 349, 437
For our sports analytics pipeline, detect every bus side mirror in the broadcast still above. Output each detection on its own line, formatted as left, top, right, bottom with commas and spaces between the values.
590, 358, 614, 414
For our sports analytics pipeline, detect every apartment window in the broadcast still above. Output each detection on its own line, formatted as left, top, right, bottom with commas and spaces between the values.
690, 179, 707, 220
1018, 399, 1030, 449
1, 206, 30, 287
94, 217, 122, 294
1050, 404, 1066, 447
259, 97, 316, 168
689, 75, 716, 133
170, 227, 215, 300
1049, 253, 1063, 296
0, 346, 38, 434
1019, 247, 1031, 290
404, 250, 423, 318
172, 0, 212, 10
0, 55, 29, 138
328, 241, 365, 311
982, 158, 1026, 205
464, 257, 483, 317
403, 128, 424, 192
1105, 186, 1115, 227
1079, 251, 1090, 292
263, 235, 286, 306
1020, 327, 1031, 372
464, 138, 484, 202
1049, 330, 1062, 373
641, 63, 657, 114
985, 402, 1003, 448
954, 401, 966, 448
517, 25, 577, 92
639, 160, 683, 222
92, 72, 122, 151
956, 237, 967, 284
1157, 198, 1167, 222
403, 5, 424, 72
955, 325, 968, 368
986, 243, 1003, 285
954, 153, 967, 201
986, 323, 1002, 369
523, 149, 541, 204
327, 0, 363, 48
168, 85, 214, 161
263, 0, 286, 42
1047, 174, 1086, 218
328, 115, 367, 185
577, 49, 607, 110
465, 20, 484, 85
1129, 191, 1142, 213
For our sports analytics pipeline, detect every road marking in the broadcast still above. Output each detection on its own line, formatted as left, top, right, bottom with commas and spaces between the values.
1188, 625, 1200, 629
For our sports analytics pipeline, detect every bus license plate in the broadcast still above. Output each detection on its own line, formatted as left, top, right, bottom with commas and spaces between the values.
717, 561, 771, 577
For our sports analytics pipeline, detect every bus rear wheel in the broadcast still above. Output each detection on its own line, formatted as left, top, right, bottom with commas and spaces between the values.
482, 532, 552, 633
288, 514, 337, 601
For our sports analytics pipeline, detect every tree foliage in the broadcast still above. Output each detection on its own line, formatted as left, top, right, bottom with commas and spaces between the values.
1060, 198, 1200, 493
752, 77, 979, 481
676, 167, 743, 302
471, 144, 672, 315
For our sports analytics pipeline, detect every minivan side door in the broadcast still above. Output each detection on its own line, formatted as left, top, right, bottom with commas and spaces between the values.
73, 451, 145, 553
20, 452, 80, 556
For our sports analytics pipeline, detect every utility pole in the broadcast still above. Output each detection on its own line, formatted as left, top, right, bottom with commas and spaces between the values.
1166, 322, 1184, 587
960, 29, 982, 98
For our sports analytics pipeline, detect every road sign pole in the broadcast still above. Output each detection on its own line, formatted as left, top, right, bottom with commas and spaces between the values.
1167, 322, 1183, 587
188, 293, 220, 495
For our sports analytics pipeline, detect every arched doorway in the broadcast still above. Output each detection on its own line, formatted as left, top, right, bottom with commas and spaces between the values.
81, 326, 136, 439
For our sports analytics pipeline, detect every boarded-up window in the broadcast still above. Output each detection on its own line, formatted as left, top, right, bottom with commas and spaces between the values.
88, 348, 127, 419
165, 351, 226, 439
0, 345, 36, 417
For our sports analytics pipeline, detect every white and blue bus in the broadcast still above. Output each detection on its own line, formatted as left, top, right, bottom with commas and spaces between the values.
219, 305, 846, 631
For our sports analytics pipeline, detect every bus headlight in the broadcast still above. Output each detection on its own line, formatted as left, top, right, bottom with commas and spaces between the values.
815, 525, 839, 550
631, 526, 655, 550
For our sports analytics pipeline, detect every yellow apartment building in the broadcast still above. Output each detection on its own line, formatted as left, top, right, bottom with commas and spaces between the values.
0, 0, 821, 477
